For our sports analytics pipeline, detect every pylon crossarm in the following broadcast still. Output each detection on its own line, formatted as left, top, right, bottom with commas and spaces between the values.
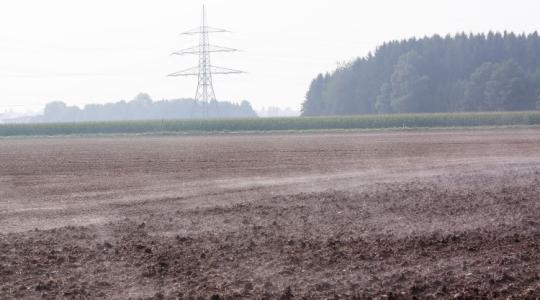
171, 46, 199, 55
181, 26, 230, 35
210, 66, 245, 75
172, 45, 239, 56
168, 66, 199, 77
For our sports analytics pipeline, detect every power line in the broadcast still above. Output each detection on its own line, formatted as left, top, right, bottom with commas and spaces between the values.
168, 5, 244, 114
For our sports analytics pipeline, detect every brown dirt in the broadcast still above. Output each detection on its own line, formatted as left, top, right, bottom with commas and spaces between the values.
0, 128, 539, 299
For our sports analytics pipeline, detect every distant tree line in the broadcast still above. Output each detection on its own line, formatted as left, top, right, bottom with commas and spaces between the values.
302, 32, 540, 116
32, 93, 257, 123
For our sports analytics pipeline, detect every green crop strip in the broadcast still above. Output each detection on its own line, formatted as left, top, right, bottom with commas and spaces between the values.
1, 111, 540, 137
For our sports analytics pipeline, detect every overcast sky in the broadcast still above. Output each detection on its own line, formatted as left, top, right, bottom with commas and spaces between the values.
1, 0, 539, 112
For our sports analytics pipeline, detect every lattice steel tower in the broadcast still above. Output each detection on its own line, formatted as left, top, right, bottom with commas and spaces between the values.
168, 5, 243, 106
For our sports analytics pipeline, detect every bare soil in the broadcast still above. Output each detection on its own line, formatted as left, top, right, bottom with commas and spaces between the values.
0, 128, 539, 299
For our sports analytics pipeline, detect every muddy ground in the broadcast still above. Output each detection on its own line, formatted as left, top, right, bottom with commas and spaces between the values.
0, 128, 539, 299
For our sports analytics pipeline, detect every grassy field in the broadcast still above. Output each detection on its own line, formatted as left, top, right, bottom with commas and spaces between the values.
1, 111, 540, 136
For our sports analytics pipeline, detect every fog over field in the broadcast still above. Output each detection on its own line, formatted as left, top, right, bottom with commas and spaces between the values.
1, 1, 540, 299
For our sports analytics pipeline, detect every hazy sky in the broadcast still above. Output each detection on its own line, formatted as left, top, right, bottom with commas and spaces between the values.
1, 0, 539, 112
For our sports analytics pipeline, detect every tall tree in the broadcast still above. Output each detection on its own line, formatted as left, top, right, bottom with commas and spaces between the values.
302, 32, 540, 116
375, 83, 392, 114
484, 60, 528, 111
34, 94, 258, 122
463, 62, 498, 111
302, 74, 327, 116
390, 51, 430, 113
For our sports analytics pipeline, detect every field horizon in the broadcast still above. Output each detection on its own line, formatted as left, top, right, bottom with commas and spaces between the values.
1, 111, 540, 137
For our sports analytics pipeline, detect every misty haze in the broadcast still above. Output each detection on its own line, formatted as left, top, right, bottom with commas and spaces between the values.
0, 1, 539, 299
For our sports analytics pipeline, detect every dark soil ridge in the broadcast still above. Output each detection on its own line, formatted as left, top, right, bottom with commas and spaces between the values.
1, 185, 539, 299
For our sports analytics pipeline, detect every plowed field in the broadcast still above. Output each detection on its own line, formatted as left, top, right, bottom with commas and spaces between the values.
1, 128, 539, 299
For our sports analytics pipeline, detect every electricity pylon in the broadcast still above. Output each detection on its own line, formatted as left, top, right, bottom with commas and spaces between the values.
168, 5, 243, 111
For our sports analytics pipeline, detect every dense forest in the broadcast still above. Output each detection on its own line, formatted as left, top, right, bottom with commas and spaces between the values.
302, 32, 540, 116
32, 93, 257, 123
